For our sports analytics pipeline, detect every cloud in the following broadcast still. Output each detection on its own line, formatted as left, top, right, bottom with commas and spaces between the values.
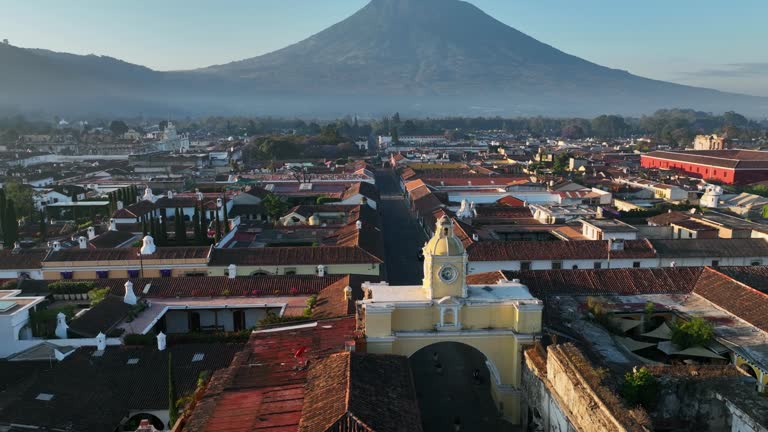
681, 63, 768, 79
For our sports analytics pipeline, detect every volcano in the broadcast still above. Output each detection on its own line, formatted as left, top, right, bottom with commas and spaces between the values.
1, 0, 766, 116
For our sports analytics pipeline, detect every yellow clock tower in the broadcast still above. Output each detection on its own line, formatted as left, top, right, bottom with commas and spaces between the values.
422, 216, 468, 299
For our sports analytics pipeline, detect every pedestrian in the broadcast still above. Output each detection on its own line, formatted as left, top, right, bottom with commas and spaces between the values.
453, 416, 462, 432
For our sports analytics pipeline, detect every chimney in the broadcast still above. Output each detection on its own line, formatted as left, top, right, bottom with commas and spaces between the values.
12, 242, 21, 254
124, 280, 137, 305
343, 285, 352, 301
140, 235, 156, 255
87, 226, 96, 240
196, 189, 203, 201
167, 190, 174, 199
609, 238, 625, 251
156, 332, 167, 351
317, 264, 326, 277
78, 236, 88, 249
355, 220, 362, 230
472, 233, 479, 241
53, 241, 61, 251
109, 218, 117, 231
227, 264, 237, 279
55, 312, 68, 339
96, 332, 106, 351
117, 201, 124, 210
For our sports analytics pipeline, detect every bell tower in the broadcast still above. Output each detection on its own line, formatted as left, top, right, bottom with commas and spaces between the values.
422, 216, 468, 299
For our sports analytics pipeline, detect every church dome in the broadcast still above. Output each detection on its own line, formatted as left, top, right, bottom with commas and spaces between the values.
424, 215, 464, 256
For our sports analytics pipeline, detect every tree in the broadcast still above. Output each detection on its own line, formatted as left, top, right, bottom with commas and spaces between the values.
109, 120, 129, 136
199, 205, 208, 240
621, 367, 658, 409
3, 181, 34, 219
39, 211, 47, 240
168, 353, 179, 428
4, 199, 18, 246
222, 200, 230, 234
159, 210, 168, 245
263, 193, 287, 221
552, 153, 570, 174
142, 218, 148, 237
174, 208, 186, 245
214, 209, 221, 242
391, 127, 399, 144
192, 206, 201, 242
671, 317, 713, 349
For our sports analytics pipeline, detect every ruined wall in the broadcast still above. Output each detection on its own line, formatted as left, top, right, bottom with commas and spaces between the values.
521, 344, 651, 432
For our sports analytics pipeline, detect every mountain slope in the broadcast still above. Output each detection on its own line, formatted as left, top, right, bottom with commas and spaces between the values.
1, 0, 766, 117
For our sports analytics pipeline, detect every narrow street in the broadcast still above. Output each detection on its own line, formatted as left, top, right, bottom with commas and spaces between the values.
375, 169, 427, 285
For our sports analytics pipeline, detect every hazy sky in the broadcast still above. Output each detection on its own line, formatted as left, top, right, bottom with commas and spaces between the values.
2, 0, 767, 96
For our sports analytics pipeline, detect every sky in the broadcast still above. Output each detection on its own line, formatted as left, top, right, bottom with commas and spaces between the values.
1, 0, 767, 96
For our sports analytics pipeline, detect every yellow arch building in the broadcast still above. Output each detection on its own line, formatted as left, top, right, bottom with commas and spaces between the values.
359, 216, 543, 423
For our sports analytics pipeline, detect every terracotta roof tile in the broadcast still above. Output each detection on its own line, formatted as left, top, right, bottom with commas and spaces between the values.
210, 246, 381, 266
500, 267, 703, 297
467, 239, 657, 261
299, 352, 422, 432
693, 267, 768, 332
0, 249, 46, 270
44, 246, 211, 262
184, 317, 357, 432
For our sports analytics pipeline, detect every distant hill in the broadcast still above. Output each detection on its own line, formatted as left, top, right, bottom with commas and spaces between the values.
1, 0, 767, 117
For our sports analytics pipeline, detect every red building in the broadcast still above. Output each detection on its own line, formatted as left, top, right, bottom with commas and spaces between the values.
641, 150, 768, 185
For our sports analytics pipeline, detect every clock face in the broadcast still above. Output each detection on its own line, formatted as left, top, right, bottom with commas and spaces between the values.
439, 265, 458, 283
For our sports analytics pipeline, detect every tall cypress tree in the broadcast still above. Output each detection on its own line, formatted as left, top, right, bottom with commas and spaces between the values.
199, 205, 207, 240
222, 199, 230, 233
160, 209, 168, 244
4, 199, 18, 246
214, 209, 221, 242
168, 353, 179, 428
39, 210, 47, 241
142, 218, 148, 237
192, 206, 201, 242
149, 215, 157, 240
0, 188, 6, 243
175, 208, 186, 245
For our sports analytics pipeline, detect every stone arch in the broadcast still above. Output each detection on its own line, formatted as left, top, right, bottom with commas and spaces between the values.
250, 270, 272, 277
408, 341, 506, 429
401, 339, 505, 388
740, 362, 759, 380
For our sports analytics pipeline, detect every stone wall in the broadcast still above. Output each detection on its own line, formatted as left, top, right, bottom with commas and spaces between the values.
521, 343, 651, 432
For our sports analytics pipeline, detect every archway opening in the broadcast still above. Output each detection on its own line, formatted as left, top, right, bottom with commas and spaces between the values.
122, 413, 164, 431
409, 342, 509, 432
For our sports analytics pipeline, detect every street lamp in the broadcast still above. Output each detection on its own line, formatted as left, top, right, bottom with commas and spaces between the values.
137, 251, 144, 279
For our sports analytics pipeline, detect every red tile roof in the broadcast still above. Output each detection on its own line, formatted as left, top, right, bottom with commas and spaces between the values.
467, 239, 657, 261
183, 317, 357, 432
43, 246, 211, 263
209, 246, 382, 266
298, 352, 422, 432
644, 150, 768, 169
693, 267, 768, 332
75, 275, 347, 298
496, 267, 703, 297
496, 196, 526, 207
0, 249, 46, 270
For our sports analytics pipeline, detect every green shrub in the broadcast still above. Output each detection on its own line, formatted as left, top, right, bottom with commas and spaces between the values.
671, 317, 714, 349
88, 287, 111, 306
621, 367, 659, 409
29, 305, 76, 338
258, 312, 311, 327
48, 281, 96, 295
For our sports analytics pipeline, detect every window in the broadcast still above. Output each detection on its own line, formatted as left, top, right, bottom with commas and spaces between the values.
284, 268, 297, 276
751, 260, 762, 266
632, 261, 641, 268
688, 232, 693, 238
594, 262, 602, 269
126, 358, 140, 365
520, 261, 532, 271
572, 265, 579, 270
192, 353, 205, 362
36, 393, 54, 401
552, 262, 562, 270
712, 260, 719, 267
